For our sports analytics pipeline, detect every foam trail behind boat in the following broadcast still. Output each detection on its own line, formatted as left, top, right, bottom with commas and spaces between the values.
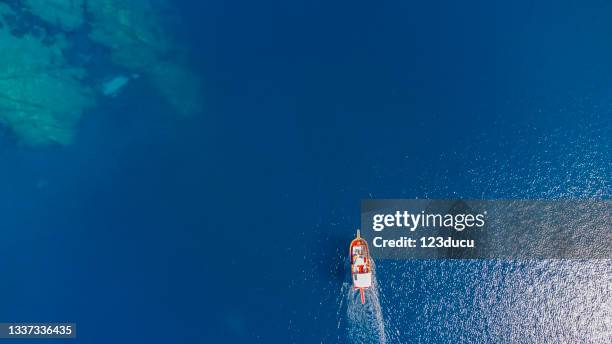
345, 259, 387, 344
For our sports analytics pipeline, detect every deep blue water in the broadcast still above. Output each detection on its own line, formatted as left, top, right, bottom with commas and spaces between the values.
0, 0, 610, 343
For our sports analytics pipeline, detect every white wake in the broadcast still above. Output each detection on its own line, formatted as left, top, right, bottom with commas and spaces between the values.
341, 259, 388, 344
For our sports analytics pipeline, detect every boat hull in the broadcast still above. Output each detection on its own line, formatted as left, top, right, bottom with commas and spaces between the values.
350, 230, 372, 304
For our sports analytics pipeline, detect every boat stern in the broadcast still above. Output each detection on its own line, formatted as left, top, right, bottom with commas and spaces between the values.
353, 272, 372, 289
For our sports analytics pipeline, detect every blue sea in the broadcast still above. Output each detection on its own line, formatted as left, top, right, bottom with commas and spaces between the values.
0, 0, 610, 343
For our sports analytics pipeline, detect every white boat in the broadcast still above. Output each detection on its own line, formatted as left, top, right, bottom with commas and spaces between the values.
350, 229, 372, 304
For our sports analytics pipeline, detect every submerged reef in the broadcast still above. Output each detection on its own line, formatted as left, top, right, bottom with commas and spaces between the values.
87, 0, 203, 116
0, 0, 202, 146
0, 3, 93, 145
23, 0, 84, 32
